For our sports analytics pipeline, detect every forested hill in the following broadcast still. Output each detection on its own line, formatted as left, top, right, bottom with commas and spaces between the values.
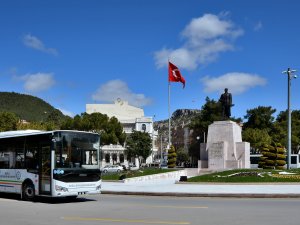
0, 92, 66, 122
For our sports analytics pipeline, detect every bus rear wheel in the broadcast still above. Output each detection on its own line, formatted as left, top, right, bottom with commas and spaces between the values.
22, 182, 35, 201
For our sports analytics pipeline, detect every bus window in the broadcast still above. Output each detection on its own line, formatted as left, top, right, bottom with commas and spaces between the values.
54, 132, 99, 169
25, 148, 38, 172
0, 151, 9, 168
15, 147, 25, 169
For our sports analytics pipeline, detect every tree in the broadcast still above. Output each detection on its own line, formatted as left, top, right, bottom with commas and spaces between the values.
60, 116, 74, 130
60, 112, 126, 146
17, 121, 55, 131
0, 112, 19, 131
45, 109, 64, 128
242, 128, 272, 153
167, 145, 176, 168
125, 130, 152, 166
188, 97, 221, 160
176, 147, 188, 166
243, 106, 276, 131
273, 110, 300, 154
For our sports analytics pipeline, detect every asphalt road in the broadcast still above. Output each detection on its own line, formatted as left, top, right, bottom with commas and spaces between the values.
1, 194, 300, 225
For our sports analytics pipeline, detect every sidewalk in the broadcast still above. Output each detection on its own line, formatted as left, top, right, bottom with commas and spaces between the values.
101, 170, 300, 198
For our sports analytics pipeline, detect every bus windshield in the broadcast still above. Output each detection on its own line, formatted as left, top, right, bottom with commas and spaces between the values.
54, 131, 99, 169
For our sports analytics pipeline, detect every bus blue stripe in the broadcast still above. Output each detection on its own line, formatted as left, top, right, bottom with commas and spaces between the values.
0, 184, 14, 188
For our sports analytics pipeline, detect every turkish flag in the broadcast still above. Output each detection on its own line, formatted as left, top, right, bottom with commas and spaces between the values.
168, 62, 185, 88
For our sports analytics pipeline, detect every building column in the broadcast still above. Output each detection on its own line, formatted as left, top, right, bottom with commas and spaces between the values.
117, 153, 120, 163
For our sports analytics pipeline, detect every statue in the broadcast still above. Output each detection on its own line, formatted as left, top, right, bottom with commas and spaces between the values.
219, 88, 234, 119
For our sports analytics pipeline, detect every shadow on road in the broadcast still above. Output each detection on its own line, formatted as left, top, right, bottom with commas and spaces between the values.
0, 192, 96, 204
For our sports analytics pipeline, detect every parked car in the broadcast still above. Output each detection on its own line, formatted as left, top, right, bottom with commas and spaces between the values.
129, 165, 139, 171
160, 163, 168, 169
121, 165, 128, 171
100, 165, 123, 173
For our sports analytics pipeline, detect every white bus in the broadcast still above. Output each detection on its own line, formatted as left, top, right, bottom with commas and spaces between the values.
0, 130, 101, 200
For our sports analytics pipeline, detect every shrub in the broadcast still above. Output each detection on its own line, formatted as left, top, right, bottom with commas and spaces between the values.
258, 143, 287, 169
167, 145, 177, 168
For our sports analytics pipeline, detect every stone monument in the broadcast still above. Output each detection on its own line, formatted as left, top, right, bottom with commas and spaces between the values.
198, 89, 250, 171
199, 121, 250, 170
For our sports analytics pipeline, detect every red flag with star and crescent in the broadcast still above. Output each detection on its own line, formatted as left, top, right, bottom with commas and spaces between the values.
168, 62, 185, 88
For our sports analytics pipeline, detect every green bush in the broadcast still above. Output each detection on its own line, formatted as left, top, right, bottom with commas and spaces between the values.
276, 160, 286, 166
167, 145, 177, 168
276, 154, 286, 160
258, 161, 265, 168
259, 143, 286, 169
265, 152, 276, 158
277, 148, 285, 154
265, 159, 275, 166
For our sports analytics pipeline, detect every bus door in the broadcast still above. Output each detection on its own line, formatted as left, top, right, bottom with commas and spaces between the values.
39, 144, 51, 195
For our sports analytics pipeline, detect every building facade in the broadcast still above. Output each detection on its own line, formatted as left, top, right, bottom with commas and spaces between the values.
86, 99, 158, 167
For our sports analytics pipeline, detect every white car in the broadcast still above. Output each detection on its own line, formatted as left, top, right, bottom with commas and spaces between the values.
129, 165, 139, 171
160, 163, 168, 169
101, 165, 123, 173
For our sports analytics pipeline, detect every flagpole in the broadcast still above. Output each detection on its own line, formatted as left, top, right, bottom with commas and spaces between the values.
168, 59, 171, 149
168, 79, 171, 148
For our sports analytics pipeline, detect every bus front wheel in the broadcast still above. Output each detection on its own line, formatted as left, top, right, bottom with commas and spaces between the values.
22, 182, 35, 201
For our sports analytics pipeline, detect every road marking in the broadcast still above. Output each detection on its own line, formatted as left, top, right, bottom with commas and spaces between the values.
63, 217, 190, 224
123, 204, 208, 209
0, 198, 16, 202
150, 205, 208, 209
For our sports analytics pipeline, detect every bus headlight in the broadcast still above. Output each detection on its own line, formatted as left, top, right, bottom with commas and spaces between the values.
55, 185, 68, 192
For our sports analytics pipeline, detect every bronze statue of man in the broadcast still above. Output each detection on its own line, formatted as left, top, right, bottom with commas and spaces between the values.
219, 88, 233, 119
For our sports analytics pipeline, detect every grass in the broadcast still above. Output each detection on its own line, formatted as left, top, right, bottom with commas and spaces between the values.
101, 168, 178, 181
187, 169, 300, 183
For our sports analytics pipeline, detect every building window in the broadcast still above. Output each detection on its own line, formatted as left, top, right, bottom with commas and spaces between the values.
120, 154, 124, 163
105, 154, 110, 163
142, 124, 146, 132
112, 154, 117, 164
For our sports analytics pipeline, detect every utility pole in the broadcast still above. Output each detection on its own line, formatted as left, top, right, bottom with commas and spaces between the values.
282, 68, 297, 169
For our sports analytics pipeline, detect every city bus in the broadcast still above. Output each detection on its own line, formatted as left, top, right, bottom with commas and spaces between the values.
0, 130, 101, 200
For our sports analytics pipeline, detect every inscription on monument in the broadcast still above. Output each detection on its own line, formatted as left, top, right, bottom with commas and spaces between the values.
210, 142, 224, 159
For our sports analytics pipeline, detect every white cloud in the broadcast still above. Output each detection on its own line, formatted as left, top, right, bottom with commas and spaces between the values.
154, 13, 243, 70
92, 79, 152, 107
254, 21, 263, 31
19, 72, 56, 92
23, 34, 58, 56
201, 72, 267, 94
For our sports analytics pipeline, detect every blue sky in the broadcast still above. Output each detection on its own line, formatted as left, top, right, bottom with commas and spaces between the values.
1, 0, 300, 121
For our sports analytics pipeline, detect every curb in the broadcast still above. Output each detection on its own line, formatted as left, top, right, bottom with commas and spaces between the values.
175, 181, 300, 185
101, 191, 300, 198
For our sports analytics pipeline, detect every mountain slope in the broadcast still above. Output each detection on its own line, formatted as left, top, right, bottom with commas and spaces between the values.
154, 109, 200, 149
0, 92, 65, 122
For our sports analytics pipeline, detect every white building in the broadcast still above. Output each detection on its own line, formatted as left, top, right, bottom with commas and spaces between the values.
86, 99, 158, 167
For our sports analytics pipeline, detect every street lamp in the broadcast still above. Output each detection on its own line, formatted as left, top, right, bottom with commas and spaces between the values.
282, 68, 297, 169
196, 136, 201, 161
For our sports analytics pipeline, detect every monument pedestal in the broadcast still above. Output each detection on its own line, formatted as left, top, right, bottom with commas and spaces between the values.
198, 121, 250, 171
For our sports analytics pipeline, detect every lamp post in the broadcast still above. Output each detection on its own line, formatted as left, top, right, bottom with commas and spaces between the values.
160, 134, 163, 166
196, 136, 201, 161
152, 115, 155, 163
282, 68, 297, 169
